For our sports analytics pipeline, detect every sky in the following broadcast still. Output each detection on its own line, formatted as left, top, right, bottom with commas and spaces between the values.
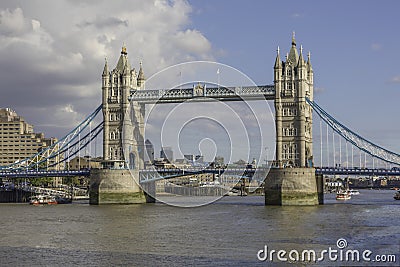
0, 0, 399, 164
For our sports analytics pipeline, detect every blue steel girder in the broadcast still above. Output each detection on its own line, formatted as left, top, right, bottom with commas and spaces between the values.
316, 167, 400, 176
0, 170, 90, 179
129, 85, 275, 104
306, 98, 400, 166
139, 168, 257, 183
0, 105, 103, 172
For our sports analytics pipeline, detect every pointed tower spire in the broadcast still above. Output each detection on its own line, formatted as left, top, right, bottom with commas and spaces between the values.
288, 32, 299, 64
121, 43, 127, 55
137, 60, 145, 88
274, 46, 282, 69
292, 31, 296, 47
297, 45, 305, 67
102, 57, 109, 76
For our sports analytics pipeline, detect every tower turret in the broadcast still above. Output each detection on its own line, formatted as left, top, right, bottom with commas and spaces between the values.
137, 61, 145, 88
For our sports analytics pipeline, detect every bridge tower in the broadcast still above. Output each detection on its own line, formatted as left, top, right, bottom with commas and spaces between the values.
90, 46, 150, 204
274, 33, 314, 168
265, 33, 323, 205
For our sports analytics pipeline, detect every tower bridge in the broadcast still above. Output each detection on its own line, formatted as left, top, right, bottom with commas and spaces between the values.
2, 34, 400, 205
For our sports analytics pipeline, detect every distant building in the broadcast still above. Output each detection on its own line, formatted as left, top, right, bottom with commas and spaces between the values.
214, 156, 225, 166
67, 156, 102, 170
184, 154, 204, 165
0, 108, 62, 169
195, 155, 204, 164
160, 146, 173, 162
144, 139, 154, 163
184, 154, 195, 162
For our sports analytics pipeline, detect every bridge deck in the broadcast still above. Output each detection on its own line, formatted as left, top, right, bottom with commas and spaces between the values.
2, 167, 400, 180
129, 85, 275, 103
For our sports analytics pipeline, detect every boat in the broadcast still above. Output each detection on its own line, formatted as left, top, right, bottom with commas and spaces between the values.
394, 190, 400, 200
55, 196, 72, 204
29, 195, 58, 205
349, 189, 360, 195
336, 191, 351, 200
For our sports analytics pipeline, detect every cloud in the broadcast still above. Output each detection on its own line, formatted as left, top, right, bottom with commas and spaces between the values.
314, 87, 326, 94
371, 43, 382, 51
291, 13, 304, 19
390, 75, 400, 83
77, 17, 129, 29
0, 0, 215, 139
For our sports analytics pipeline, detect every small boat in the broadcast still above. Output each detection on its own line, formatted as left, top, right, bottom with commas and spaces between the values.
55, 196, 72, 204
336, 191, 351, 200
29, 195, 58, 205
349, 189, 360, 195
394, 191, 400, 200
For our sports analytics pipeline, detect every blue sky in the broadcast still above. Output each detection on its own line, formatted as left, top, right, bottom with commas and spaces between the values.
188, 0, 400, 150
0, 0, 399, 163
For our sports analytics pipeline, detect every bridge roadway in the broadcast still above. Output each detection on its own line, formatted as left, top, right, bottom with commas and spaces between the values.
129, 85, 275, 104
0, 169, 90, 178
1, 167, 400, 180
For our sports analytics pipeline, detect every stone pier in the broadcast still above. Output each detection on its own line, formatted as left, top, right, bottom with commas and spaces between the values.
264, 167, 323, 205
89, 169, 150, 204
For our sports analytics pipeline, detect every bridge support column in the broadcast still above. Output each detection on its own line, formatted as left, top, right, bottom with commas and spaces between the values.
264, 167, 323, 205
89, 169, 153, 204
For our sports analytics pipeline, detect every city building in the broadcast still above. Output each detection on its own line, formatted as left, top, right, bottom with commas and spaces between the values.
184, 154, 204, 165
144, 139, 154, 163
0, 108, 61, 169
160, 146, 173, 162
214, 156, 225, 167
67, 156, 102, 170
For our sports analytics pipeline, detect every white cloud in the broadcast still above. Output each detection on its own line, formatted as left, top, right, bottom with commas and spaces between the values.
0, 0, 216, 139
390, 75, 400, 83
371, 43, 382, 51
314, 87, 326, 94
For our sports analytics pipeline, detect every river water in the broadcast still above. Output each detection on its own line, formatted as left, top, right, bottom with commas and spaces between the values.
0, 190, 399, 266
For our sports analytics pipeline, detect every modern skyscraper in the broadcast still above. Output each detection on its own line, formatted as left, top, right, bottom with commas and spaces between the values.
144, 139, 154, 163
160, 146, 173, 162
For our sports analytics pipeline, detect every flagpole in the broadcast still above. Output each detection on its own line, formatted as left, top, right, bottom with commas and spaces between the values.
217, 68, 220, 89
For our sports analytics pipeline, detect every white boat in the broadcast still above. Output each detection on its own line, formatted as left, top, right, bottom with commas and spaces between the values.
349, 189, 360, 195
336, 191, 351, 200
29, 195, 58, 205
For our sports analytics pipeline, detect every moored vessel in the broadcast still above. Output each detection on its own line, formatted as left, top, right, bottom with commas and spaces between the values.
336, 191, 351, 200
29, 195, 58, 205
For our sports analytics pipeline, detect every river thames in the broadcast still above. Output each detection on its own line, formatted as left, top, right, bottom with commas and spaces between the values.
0, 190, 399, 266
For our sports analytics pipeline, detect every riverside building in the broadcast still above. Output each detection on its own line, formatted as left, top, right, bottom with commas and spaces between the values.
0, 108, 61, 169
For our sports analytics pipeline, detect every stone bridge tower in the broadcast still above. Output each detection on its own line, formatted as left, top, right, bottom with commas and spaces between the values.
274, 33, 314, 168
90, 46, 149, 204
101, 46, 145, 169
265, 34, 323, 206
